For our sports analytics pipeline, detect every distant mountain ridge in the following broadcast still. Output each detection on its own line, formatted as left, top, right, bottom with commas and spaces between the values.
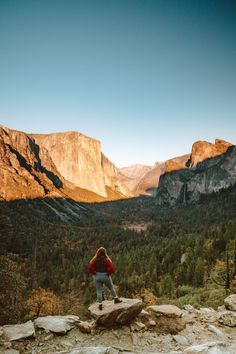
0, 124, 234, 203
156, 139, 235, 205
0, 125, 134, 202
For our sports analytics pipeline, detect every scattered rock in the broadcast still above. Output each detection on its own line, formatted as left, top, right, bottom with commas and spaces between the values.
224, 294, 236, 311
208, 348, 225, 354
137, 309, 150, 321
217, 305, 226, 312
78, 321, 94, 334
130, 321, 146, 331
2, 321, 35, 341
44, 333, 54, 341
184, 341, 225, 353
67, 347, 119, 354
198, 308, 217, 323
218, 311, 236, 327
184, 304, 197, 313
147, 304, 183, 318
88, 298, 143, 327
2, 342, 12, 349
148, 320, 156, 326
208, 325, 226, 338
173, 334, 189, 346
146, 304, 186, 334
34, 315, 80, 334
1, 350, 20, 354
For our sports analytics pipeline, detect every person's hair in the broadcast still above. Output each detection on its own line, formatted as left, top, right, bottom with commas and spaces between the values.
90, 247, 112, 269
91, 247, 111, 262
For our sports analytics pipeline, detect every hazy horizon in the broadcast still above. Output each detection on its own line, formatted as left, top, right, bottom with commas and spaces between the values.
1, 0, 236, 167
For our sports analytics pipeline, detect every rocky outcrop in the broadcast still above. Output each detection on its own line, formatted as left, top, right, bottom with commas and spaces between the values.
147, 304, 183, 318
190, 139, 232, 167
2, 321, 35, 341
164, 154, 190, 173
88, 298, 143, 327
218, 311, 236, 327
224, 294, 236, 311
156, 142, 236, 206
34, 315, 80, 334
3, 296, 236, 354
146, 304, 186, 334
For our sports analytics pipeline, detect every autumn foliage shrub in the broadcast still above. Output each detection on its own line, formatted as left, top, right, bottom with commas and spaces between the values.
27, 288, 62, 317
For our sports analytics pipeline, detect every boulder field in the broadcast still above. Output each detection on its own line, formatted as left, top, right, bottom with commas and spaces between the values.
1, 296, 236, 353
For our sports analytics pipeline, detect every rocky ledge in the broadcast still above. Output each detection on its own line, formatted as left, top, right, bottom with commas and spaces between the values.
1, 295, 236, 353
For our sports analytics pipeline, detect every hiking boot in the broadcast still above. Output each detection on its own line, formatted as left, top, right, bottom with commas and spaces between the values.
114, 297, 122, 304
98, 303, 103, 310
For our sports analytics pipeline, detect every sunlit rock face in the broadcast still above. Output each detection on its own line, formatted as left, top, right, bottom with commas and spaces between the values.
190, 139, 232, 167
0, 125, 134, 201
101, 154, 134, 197
0, 126, 62, 201
32, 131, 107, 197
156, 141, 236, 206
164, 154, 190, 173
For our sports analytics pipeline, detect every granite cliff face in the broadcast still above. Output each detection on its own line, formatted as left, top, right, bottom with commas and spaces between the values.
32, 132, 107, 197
0, 125, 64, 201
101, 154, 134, 197
0, 126, 134, 202
156, 140, 235, 205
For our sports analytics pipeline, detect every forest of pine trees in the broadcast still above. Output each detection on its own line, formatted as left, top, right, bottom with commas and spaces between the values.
0, 184, 236, 324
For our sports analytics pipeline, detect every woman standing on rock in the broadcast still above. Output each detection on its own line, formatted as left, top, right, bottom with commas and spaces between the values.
88, 247, 122, 310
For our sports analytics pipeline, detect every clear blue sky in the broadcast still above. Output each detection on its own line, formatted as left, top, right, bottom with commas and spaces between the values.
0, 0, 235, 167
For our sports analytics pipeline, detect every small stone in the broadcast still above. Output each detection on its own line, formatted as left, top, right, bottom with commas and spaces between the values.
3, 342, 12, 349
208, 325, 226, 338
78, 321, 93, 334
183, 304, 197, 313
173, 334, 189, 346
217, 305, 226, 312
137, 309, 150, 320
148, 320, 156, 326
44, 334, 54, 341
184, 341, 225, 353
130, 321, 146, 331
208, 348, 224, 354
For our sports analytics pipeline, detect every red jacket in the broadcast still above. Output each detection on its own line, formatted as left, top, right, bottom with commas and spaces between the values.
88, 257, 114, 276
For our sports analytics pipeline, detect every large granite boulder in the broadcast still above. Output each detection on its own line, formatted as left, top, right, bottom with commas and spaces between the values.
147, 304, 183, 318
2, 320, 35, 341
88, 298, 143, 327
224, 294, 236, 311
218, 311, 236, 327
147, 304, 186, 334
34, 315, 80, 334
